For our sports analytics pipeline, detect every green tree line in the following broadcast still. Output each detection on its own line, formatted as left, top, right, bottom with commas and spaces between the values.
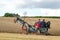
4, 13, 20, 17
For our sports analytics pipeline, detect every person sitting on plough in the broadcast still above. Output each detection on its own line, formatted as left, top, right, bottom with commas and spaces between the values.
40, 19, 48, 35
34, 19, 41, 33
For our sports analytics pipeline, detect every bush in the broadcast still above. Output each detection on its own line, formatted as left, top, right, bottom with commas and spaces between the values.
4, 13, 20, 17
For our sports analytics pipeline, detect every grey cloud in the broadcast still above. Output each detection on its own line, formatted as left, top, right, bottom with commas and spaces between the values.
38, 2, 60, 9
17, 0, 60, 9
43, 0, 60, 2
0, 4, 6, 8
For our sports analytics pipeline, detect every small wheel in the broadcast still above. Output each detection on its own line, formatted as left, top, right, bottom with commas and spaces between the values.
22, 26, 27, 31
22, 26, 27, 34
22, 23, 29, 34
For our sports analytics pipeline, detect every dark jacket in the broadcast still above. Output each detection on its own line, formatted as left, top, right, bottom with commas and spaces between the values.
41, 21, 46, 28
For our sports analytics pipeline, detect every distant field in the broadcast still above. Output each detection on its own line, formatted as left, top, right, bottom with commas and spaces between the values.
0, 17, 60, 36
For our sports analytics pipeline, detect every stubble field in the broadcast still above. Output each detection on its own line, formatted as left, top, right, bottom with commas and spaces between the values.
0, 17, 60, 40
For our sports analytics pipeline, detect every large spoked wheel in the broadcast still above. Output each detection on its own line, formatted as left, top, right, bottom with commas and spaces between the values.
40, 28, 48, 35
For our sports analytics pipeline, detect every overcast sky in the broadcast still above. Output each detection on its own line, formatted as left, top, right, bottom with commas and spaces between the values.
0, 0, 60, 16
